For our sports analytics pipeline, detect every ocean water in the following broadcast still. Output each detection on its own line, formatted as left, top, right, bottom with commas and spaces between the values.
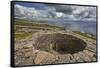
47, 21, 97, 35
63, 21, 96, 35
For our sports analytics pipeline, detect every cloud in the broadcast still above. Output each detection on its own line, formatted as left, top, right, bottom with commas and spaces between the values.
47, 4, 73, 14
72, 6, 96, 21
15, 4, 96, 22
55, 12, 65, 17
15, 5, 36, 19
45, 4, 96, 22
15, 4, 57, 20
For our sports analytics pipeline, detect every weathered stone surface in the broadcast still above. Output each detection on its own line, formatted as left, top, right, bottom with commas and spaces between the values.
34, 33, 86, 54
18, 57, 34, 66
34, 51, 56, 65
83, 50, 97, 61
78, 52, 91, 62
56, 54, 71, 63
14, 30, 97, 66
15, 44, 36, 66
73, 53, 84, 62
69, 54, 76, 63
23, 44, 33, 49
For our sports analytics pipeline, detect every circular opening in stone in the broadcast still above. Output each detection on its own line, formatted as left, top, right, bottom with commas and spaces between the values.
34, 33, 87, 54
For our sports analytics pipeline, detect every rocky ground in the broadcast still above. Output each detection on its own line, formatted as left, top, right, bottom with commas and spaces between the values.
14, 29, 97, 66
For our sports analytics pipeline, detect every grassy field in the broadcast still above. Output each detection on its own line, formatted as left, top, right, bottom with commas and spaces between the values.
15, 19, 65, 30
15, 19, 65, 40
15, 31, 33, 40
73, 31, 96, 40
15, 19, 96, 40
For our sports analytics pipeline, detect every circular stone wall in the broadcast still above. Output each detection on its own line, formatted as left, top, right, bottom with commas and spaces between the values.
34, 33, 87, 54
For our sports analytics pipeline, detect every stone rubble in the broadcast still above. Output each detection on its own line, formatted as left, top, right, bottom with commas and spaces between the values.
14, 30, 97, 66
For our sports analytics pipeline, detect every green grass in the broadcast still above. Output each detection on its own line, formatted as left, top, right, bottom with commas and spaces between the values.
15, 19, 65, 30
15, 19, 96, 40
15, 31, 33, 40
15, 19, 66, 40
74, 31, 96, 40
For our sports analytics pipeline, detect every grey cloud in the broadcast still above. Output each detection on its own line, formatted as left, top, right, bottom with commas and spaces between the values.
74, 7, 96, 19
15, 4, 96, 22
47, 4, 73, 14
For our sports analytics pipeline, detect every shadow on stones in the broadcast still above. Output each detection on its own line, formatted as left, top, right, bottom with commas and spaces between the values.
34, 33, 87, 54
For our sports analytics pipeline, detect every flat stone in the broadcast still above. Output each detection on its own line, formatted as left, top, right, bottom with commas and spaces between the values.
23, 44, 33, 49
78, 52, 91, 62
83, 50, 97, 61
69, 54, 76, 63
56, 54, 70, 63
20, 57, 34, 66
34, 51, 56, 65
24, 51, 33, 58
15, 45, 35, 66
73, 53, 84, 62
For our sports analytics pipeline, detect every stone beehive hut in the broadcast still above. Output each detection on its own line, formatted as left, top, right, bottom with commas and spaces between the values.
34, 33, 87, 54
15, 32, 96, 66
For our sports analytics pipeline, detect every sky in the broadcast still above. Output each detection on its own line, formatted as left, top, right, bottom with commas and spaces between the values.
15, 2, 97, 22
